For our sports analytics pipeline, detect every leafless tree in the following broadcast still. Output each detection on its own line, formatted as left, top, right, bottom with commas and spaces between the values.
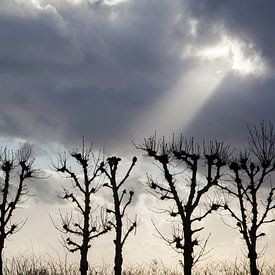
53, 141, 111, 275
136, 134, 231, 275
101, 156, 137, 275
0, 147, 39, 275
218, 122, 275, 275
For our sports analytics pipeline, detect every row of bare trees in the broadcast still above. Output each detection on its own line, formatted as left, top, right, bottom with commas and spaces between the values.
52, 143, 137, 275
0, 142, 137, 275
1, 122, 275, 275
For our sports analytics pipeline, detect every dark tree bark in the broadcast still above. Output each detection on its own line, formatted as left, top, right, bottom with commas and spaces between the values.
136, 135, 230, 275
183, 221, 193, 275
53, 141, 111, 275
101, 156, 137, 275
0, 147, 38, 275
219, 122, 275, 275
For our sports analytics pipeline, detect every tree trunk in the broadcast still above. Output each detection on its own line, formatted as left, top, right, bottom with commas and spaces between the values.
80, 186, 90, 275
249, 249, 259, 275
114, 243, 123, 275
79, 169, 91, 275
80, 244, 89, 275
113, 184, 123, 275
183, 224, 193, 275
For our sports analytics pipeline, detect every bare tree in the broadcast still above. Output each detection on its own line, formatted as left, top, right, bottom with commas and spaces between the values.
218, 122, 275, 275
101, 156, 137, 275
0, 147, 38, 275
53, 141, 111, 275
136, 135, 230, 275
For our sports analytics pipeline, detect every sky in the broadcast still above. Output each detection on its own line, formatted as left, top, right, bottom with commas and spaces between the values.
1, 0, 275, 270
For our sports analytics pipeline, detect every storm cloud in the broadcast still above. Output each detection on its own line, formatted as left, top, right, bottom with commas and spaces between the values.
0, 0, 274, 148
0, 0, 188, 147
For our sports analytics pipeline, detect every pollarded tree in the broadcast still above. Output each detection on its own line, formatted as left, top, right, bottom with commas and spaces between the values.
53, 141, 111, 275
218, 122, 275, 275
136, 135, 231, 275
0, 147, 39, 275
101, 156, 137, 275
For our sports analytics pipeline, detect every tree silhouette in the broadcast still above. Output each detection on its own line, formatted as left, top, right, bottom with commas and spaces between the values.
53, 141, 111, 275
0, 147, 39, 275
218, 122, 275, 275
136, 134, 230, 275
101, 156, 137, 275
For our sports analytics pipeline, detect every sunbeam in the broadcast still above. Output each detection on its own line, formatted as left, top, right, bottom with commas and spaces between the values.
133, 63, 225, 139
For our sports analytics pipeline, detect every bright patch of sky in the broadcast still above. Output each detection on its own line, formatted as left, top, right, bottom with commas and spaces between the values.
13, 0, 130, 7
196, 35, 268, 77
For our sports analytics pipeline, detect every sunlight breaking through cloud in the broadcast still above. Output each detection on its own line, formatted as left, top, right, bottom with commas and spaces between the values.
104, 0, 130, 5
196, 35, 268, 76
133, 64, 225, 139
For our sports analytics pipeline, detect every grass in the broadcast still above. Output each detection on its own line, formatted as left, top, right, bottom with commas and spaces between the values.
3, 256, 275, 274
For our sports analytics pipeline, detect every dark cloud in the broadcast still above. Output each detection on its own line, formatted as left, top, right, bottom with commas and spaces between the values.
0, 0, 191, 147
0, 0, 274, 151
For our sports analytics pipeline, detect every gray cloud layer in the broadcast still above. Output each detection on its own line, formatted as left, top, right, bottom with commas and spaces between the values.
0, 0, 274, 149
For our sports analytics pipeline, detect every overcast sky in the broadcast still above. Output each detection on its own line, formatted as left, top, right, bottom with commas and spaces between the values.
2, 0, 275, 270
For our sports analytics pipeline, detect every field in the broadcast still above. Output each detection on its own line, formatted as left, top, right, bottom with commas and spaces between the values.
4, 256, 275, 275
